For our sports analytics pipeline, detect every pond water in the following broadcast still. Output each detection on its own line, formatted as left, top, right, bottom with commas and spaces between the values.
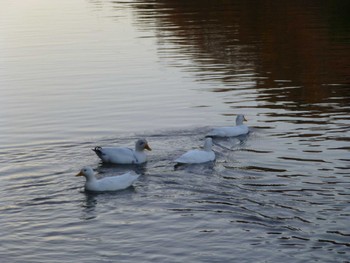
1, 0, 350, 262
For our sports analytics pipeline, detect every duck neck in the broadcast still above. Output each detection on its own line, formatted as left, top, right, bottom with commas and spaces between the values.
236, 117, 244, 126
85, 175, 97, 183
204, 139, 212, 151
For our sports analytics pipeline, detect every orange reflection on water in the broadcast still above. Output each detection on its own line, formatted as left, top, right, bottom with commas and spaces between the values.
129, 0, 350, 105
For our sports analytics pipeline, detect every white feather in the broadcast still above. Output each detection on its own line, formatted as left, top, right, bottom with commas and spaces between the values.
207, 114, 249, 137
76, 167, 140, 192
93, 138, 151, 164
175, 138, 215, 164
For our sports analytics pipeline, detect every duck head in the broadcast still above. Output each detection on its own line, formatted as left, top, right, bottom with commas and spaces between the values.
76, 166, 95, 180
236, 114, 247, 125
135, 138, 152, 151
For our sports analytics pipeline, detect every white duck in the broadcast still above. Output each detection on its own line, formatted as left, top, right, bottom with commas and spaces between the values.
75, 166, 140, 192
175, 138, 215, 165
93, 138, 151, 164
206, 114, 249, 137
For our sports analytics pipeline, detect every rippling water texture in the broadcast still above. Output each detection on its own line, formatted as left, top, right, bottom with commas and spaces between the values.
1, 0, 350, 262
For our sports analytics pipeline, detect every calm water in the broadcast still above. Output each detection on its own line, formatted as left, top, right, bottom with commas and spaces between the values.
1, 0, 350, 262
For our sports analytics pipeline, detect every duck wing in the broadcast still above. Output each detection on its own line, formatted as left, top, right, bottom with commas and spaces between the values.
93, 147, 137, 164
175, 149, 215, 164
96, 172, 140, 191
207, 125, 248, 137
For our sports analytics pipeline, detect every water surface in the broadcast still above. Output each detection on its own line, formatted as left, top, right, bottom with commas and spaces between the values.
1, 0, 350, 262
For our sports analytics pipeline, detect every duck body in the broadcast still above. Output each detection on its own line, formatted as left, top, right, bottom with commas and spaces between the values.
206, 114, 249, 137
76, 167, 140, 192
175, 138, 215, 164
93, 139, 151, 164
93, 147, 146, 164
206, 125, 249, 137
175, 149, 215, 164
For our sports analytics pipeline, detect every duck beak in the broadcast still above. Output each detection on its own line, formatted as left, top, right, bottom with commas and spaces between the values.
75, 171, 83, 177
145, 143, 152, 151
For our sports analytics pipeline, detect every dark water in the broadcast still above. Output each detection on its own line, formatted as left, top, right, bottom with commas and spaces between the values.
1, 0, 350, 262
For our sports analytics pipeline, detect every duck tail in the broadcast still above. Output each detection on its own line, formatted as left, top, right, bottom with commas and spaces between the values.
174, 162, 184, 170
92, 146, 104, 158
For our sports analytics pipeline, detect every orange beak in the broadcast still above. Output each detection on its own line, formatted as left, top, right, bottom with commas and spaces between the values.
75, 171, 83, 177
145, 143, 152, 151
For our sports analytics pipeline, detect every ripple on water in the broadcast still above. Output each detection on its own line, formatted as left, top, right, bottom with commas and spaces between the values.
2, 0, 350, 261
1, 123, 349, 262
